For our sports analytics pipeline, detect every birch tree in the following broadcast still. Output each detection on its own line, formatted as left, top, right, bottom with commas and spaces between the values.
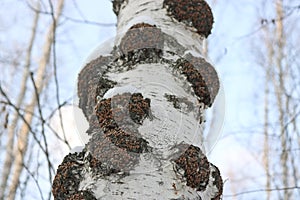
52, 0, 223, 199
252, 0, 300, 199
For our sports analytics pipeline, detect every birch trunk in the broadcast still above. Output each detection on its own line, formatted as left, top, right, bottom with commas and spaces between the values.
274, 1, 289, 199
262, 22, 273, 200
7, 1, 65, 199
53, 0, 223, 199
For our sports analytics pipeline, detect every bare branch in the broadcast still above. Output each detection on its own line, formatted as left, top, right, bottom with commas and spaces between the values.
224, 186, 300, 197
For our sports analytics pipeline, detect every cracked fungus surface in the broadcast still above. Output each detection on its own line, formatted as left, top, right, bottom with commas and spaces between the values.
172, 144, 210, 191
77, 56, 115, 118
119, 23, 164, 55
67, 191, 97, 200
86, 93, 152, 172
52, 152, 85, 199
171, 55, 219, 107
163, 0, 214, 37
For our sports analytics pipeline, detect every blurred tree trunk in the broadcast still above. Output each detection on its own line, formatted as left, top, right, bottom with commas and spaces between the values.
0, 4, 40, 200
257, 0, 300, 199
273, 1, 289, 199
5, 1, 65, 200
262, 20, 273, 200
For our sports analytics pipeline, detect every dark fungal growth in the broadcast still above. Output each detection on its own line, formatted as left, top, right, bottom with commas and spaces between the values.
95, 93, 151, 130
52, 152, 87, 199
163, 0, 214, 38
211, 164, 223, 200
94, 93, 152, 151
185, 54, 219, 106
129, 93, 152, 124
85, 93, 152, 173
119, 23, 164, 55
130, 23, 156, 29
172, 145, 210, 191
171, 55, 219, 107
116, 23, 164, 66
66, 191, 97, 200
87, 133, 141, 173
95, 77, 117, 103
77, 56, 115, 118
164, 94, 194, 113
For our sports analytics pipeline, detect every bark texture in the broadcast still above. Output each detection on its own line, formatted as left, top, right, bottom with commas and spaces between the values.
53, 0, 223, 199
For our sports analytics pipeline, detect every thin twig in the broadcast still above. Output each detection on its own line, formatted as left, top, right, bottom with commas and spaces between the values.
224, 186, 300, 197
29, 72, 53, 193
0, 84, 55, 173
22, 163, 45, 200
25, 0, 115, 27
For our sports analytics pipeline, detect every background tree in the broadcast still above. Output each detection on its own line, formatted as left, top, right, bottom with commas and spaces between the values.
0, 1, 66, 199
253, 0, 300, 199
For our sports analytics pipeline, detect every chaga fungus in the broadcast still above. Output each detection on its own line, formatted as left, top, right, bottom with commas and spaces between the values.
85, 93, 152, 173
52, 152, 85, 199
77, 56, 114, 118
129, 93, 151, 125
95, 93, 151, 129
119, 23, 164, 56
87, 133, 140, 173
172, 56, 219, 107
172, 145, 210, 191
210, 164, 223, 200
186, 55, 219, 107
163, 0, 214, 37
66, 190, 97, 200
94, 93, 152, 152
